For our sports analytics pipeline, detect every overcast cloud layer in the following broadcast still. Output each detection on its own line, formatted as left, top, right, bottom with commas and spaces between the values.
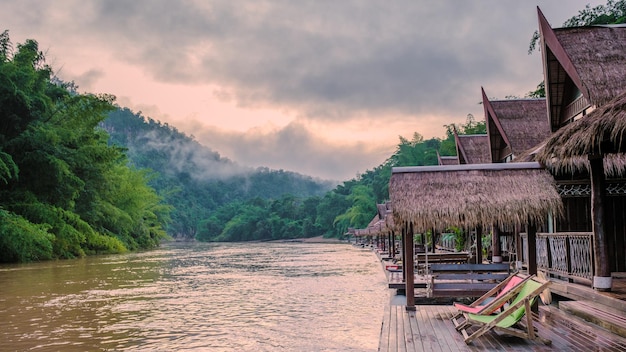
0, 0, 605, 181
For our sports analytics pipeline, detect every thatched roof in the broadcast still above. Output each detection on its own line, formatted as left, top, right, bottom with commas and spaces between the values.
482, 89, 550, 160
536, 91, 626, 176
551, 25, 626, 107
539, 8, 626, 130
437, 150, 459, 165
389, 162, 562, 232
455, 134, 490, 164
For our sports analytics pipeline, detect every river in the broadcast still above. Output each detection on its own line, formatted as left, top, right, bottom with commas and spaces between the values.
0, 241, 388, 351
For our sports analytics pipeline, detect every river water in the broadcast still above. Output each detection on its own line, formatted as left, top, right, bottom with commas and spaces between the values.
0, 242, 388, 352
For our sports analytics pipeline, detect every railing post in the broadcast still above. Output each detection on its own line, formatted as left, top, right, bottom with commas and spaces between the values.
589, 155, 612, 291
565, 234, 573, 282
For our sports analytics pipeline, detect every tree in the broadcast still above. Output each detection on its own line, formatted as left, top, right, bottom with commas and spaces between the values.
0, 32, 169, 261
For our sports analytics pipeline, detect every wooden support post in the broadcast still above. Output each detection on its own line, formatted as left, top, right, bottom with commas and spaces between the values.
401, 228, 406, 282
527, 222, 537, 276
590, 155, 612, 291
476, 226, 483, 264
492, 226, 502, 263
405, 222, 415, 310
527, 221, 539, 313
515, 225, 523, 270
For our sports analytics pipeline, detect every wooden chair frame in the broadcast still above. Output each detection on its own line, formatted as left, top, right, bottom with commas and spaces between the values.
451, 273, 534, 327
456, 277, 552, 345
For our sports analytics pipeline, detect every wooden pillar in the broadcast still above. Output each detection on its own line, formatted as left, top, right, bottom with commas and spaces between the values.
590, 155, 612, 291
527, 222, 537, 276
404, 222, 416, 310
401, 228, 406, 282
492, 226, 502, 263
525, 221, 539, 312
475, 226, 483, 264
388, 232, 393, 258
515, 225, 523, 270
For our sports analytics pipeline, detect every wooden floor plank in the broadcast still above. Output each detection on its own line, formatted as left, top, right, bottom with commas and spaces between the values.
379, 291, 626, 351
403, 309, 417, 352
430, 304, 465, 352
407, 309, 422, 352
397, 306, 407, 352
388, 305, 398, 352
379, 301, 391, 352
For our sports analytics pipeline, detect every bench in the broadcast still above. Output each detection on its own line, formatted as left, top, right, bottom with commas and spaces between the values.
416, 252, 471, 264
416, 252, 470, 274
429, 263, 511, 298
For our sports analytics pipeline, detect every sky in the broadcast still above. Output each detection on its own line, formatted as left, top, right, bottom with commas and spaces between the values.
0, 0, 606, 181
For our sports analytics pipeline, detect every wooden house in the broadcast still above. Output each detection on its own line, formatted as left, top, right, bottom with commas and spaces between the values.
529, 8, 626, 292
482, 88, 550, 163
389, 162, 562, 308
453, 129, 490, 164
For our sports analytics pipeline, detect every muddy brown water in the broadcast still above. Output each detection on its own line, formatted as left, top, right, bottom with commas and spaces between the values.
0, 242, 387, 351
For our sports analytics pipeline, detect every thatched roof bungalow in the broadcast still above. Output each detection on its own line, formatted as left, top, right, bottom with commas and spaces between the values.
389, 162, 562, 307
389, 162, 562, 233
531, 8, 626, 290
454, 131, 490, 164
481, 88, 550, 163
538, 7, 626, 132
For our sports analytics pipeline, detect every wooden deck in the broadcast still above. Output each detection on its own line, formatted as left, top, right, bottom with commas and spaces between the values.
378, 296, 626, 351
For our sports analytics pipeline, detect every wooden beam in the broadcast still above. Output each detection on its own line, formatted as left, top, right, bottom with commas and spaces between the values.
527, 222, 537, 276
590, 155, 612, 291
492, 226, 502, 263
476, 226, 483, 264
405, 222, 416, 310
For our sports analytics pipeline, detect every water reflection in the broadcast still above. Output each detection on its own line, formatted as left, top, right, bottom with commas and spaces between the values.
0, 242, 386, 351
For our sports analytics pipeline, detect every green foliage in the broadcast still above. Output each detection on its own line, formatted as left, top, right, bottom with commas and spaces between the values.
526, 81, 546, 99
442, 226, 466, 252
103, 107, 332, 240
0, 149, 17, 184
196, 194, 323, 242
0, 32, 169, 262
333, 185, 377, 233
0, 209, 54, 262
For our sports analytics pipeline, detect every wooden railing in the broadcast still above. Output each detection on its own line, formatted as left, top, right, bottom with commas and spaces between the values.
563, 94, 589, 121
521, 232, 594, 284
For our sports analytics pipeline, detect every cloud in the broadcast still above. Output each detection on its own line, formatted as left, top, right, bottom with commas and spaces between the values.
0, 0, 607, 180
16, 1, 544, 118
191, 121, 392, 181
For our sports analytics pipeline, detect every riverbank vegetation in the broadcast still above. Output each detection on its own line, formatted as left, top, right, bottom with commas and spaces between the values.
0, 31, 170, 262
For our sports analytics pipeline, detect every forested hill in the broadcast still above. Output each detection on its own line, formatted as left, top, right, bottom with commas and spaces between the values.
101, 108, 334, 239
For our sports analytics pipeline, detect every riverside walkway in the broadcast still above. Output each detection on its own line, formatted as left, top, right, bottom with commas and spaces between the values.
375, 250, 626, 351
378, 296, 626, 351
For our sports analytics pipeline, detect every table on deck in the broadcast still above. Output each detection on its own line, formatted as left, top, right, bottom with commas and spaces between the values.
378, 301, 626, 352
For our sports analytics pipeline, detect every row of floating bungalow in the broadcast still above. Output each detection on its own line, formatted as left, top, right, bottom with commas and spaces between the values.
354, 7, 626, 347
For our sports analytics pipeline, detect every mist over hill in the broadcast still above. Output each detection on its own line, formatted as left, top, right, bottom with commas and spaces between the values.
102, 107, 334, 239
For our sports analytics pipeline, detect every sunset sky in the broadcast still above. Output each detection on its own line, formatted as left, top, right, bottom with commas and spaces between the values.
0, 1, 605, 181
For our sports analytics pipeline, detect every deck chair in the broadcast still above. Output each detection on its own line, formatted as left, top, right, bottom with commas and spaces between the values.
457, 276, 551, 345
451, 273, 533, 327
